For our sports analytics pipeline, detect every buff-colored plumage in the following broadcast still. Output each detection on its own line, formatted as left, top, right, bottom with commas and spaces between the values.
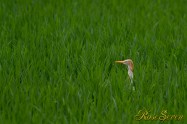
115, 59, 135, 91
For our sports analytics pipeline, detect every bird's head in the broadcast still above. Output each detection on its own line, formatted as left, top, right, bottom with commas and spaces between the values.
115, 59, 134, 71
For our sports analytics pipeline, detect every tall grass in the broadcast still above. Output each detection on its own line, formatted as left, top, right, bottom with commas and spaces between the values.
0, 0, 186, 123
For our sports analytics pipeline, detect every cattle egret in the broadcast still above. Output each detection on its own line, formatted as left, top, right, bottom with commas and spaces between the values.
115, 59, 135, 91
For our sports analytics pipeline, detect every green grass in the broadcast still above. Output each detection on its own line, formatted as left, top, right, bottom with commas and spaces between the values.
0, 0, 187, 123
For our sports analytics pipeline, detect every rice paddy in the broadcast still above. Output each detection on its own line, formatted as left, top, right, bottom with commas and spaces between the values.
0, 0, 186, 123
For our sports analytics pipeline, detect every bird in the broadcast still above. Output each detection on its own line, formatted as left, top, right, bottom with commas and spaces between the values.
115, 59, 135, 91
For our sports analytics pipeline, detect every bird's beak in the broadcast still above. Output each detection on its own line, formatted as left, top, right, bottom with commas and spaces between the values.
115, 60, 125, 64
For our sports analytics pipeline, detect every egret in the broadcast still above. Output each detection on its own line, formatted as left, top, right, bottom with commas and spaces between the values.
115, 59, 135, 91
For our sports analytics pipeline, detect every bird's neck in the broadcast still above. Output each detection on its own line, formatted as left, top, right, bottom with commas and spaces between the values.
127, 66, 133, 79
127, 62, 133, 71
128, 65, 132, 71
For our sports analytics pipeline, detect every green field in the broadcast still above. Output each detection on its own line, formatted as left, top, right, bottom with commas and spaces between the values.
0, 0, 186, 123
